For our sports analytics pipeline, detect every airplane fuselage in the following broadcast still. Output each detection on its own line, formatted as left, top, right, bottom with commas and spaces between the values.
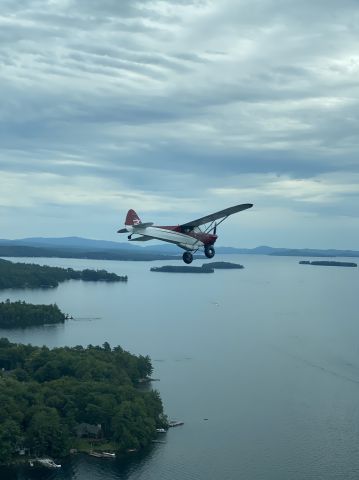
126, 225, 217, 251
118, 204, 252, 263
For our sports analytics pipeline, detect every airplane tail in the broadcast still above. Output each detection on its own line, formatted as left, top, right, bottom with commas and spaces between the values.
125, 209, 142, 226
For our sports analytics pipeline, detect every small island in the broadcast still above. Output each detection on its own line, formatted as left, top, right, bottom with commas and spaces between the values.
204, 261, 244, 269
0, 259, 127, 289
150, 261, 244, 273
0, 339, 168, 465
151, 265, 214, 273
0, 300, 66, 328
299, 260, 357, 267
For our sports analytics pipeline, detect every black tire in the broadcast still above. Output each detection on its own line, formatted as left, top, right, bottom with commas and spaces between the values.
183, 252, 193, 264
204, 245, 215, 258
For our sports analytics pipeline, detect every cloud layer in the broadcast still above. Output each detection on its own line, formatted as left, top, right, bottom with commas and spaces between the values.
1, 0, 358, 247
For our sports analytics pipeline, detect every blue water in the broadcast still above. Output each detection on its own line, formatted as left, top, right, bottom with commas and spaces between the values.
1, 255, 359, 479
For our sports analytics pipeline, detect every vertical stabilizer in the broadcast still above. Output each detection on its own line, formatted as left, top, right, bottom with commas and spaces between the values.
125, 209, 142, 226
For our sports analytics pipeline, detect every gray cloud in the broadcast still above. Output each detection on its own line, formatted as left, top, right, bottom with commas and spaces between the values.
0, 0, 358, 247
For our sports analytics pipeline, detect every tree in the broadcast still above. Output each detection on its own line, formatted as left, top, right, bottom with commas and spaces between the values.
25, 408, 69, 457
0, 339, 164, 460
0, 420, 21, 464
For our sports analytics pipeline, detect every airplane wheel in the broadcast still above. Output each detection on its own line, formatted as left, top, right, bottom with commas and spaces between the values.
204, 245, 215, 258
183, 252, 193, 264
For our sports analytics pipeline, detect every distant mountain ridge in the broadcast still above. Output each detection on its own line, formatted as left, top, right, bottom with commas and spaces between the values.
0, 236, 134, 251
0, 237, 358, 258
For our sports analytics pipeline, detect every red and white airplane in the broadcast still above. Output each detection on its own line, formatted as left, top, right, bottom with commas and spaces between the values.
117, 203, 253, 264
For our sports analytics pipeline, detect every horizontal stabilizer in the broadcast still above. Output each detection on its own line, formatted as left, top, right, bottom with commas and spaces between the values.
132, 222, 154, 229
129, 235, 153, 242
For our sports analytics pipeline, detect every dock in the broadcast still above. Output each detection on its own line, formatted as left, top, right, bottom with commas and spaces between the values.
168, 420, 184, 427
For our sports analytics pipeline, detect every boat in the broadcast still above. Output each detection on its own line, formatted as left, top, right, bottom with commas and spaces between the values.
101, 452, 116, 458
89, 451, 115, 458
29, 458, 61, 468
156, 428, 166, 433
89, 451, 103, 458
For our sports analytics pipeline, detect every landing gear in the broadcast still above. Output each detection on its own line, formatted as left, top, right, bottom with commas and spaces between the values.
183, 251, 193, 264
204, 245, 215, 258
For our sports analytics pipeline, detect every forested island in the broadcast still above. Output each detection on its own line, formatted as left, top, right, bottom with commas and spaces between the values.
150, 261, 244, 273
0, 301, 66, 328
205, 262, 244, 269
0, 339, 167, 464
151, 265, 214, 273
299, 260, 357, 267
0, 259, 127, 289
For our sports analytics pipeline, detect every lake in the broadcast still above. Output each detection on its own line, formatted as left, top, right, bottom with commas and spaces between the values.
1, 254, 359, 480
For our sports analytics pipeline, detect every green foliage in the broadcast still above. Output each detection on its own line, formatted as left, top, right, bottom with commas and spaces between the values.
111, 398, 156, 450
0, 420, 22, 464
25, 408, 69, 457
0, 340, 166, 464
0, 258, 127, 289
0, 301, 65, 328
81, 269, 123, 281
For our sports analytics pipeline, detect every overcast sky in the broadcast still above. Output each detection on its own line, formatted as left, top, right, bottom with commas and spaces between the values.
1, 0, 358, 248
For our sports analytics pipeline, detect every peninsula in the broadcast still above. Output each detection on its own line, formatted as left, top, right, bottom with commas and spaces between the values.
0, 339, 168, 464
0, 259, 127, 289
0, 300, 65, 328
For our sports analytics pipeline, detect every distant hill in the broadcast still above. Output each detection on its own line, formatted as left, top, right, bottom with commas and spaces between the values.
0, 237, 358, 259
0, 236, 137, 251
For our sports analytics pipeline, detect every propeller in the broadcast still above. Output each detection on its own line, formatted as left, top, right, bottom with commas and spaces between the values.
213, 223, 217, 235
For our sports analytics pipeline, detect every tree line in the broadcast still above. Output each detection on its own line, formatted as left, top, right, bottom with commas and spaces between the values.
0, 339, 167, 464
0, 259, 127, 289
0, 300, 65, 328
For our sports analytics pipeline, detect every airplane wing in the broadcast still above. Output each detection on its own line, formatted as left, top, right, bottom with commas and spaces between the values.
180, 203, 253, 228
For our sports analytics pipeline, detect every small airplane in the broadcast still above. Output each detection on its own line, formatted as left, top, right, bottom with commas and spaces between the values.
117, 203, 253, 264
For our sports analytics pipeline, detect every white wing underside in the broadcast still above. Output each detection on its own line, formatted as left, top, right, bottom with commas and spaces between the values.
130, 227, 203, 251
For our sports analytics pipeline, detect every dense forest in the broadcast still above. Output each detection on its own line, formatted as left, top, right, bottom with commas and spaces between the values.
0, 300, 65, 328
0, 339, 167, 464
0, 259, 127, 289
